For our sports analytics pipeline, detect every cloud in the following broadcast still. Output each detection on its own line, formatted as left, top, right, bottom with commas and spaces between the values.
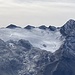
14, 0, 75, 3
0, 0, 75, 27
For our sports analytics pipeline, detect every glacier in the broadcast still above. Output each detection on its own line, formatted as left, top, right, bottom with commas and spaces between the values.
0, 27, 64, 52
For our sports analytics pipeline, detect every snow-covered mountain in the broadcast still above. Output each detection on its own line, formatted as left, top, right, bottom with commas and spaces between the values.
44, 19, 75, 75
0, 19, 75, 75
0, 25, 64, 52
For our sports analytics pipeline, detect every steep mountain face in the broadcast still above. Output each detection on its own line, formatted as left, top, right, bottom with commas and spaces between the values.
0, 19, 75, 75
0, 39, 54, 75
39, 25, 48, 30
60, 19, 75, 36
48, 26, 56, 31
24, 25, 35, 29
43, 19, 75, 75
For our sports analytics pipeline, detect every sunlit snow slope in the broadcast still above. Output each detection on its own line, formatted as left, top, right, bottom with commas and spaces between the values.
0, 27, 64, 52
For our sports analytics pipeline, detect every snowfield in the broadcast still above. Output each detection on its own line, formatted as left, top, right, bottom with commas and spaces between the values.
0, 27, 64, 52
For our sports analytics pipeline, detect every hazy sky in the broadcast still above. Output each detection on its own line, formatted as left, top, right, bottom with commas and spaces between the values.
0, 0, 75, 27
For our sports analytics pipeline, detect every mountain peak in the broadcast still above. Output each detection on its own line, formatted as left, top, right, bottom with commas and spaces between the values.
24, 25, 35, 29
60, 19, 75, 36
66, 19, 75, 25
18, 39, 33, 50
39, 25, 47, 30
6, 24, 21, 29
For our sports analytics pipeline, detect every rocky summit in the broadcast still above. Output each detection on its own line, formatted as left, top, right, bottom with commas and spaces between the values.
0, 19, 75, 75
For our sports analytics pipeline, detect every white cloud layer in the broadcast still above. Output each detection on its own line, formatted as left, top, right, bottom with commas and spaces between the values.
0, 0, 75, 27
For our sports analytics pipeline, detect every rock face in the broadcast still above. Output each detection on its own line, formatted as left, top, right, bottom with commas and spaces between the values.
43, 19, 75, 75
18, 39, 33, 50
60, 19, 75, 36
48, 26, 56, 31
0, 39, 53, 75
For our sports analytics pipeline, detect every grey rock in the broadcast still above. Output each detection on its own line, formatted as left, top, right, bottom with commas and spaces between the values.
39, 25, 47, 30
48, 26, 56, 31
6, 24, 21, 29
60, 19, 75, 36
24, 25, 35, 29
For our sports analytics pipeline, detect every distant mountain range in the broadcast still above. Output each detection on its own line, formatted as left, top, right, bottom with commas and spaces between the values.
0, 19, 75, 75
6, 24, 57, 31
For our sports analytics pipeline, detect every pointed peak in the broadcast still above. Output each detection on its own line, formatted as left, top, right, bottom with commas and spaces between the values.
60, 19, 75, 36
39, 25, 47, 30
6, 24, 21, 29
65, 19, 75, 25
18, 39, 32, 50
24, 25, 35, 29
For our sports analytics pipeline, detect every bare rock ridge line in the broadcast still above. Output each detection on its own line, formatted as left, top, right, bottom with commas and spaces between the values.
6, 24, 57, 31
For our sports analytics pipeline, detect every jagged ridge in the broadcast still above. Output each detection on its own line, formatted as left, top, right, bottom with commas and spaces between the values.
0, 19, 75, 75
43, 19, 75, 75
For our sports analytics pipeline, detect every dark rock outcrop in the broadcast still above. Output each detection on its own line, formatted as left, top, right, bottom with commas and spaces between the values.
18, 39, 33, 50
60, 19, 75, 36
24, 25, 35, 29
6, 24, 21, 29
48, 26, 56, 31
0, 39, 53, 75
39, 25, 47, 30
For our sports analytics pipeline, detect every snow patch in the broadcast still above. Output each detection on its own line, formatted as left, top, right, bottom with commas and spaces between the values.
0, 28, 64, 52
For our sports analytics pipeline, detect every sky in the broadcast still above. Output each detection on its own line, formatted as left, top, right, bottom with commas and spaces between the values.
0, 0, 75, 27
